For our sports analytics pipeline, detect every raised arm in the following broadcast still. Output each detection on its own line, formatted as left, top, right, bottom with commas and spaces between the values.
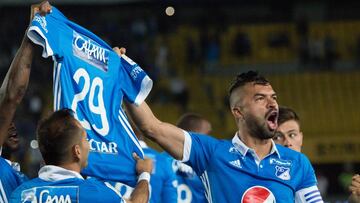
124, 101, 185, 160
0, 1, 51, 146
113, 47, 186, 160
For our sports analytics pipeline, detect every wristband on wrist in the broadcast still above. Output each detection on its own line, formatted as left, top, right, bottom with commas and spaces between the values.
138, 172, 151, 183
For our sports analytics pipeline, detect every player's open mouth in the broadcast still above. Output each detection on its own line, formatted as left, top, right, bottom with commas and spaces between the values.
266, 110, 278, 131
8, 128, 19, 142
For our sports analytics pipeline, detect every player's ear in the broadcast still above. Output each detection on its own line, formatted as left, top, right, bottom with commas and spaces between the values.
231, 106, 244, 120
73, 144, 81, 160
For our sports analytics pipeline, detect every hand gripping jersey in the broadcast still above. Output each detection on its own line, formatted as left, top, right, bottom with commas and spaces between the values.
182, 132, 324, 203
27, 8, 152, 187
10, 166, 125, 203
109, 141, 178, 202
0, 157, 28, 203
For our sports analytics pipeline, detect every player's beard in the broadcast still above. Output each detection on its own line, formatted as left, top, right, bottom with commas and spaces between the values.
244, 113, 275, 140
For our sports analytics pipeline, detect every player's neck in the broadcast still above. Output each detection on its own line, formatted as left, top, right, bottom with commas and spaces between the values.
237, 131, 272, 160
58, 162, 81, 174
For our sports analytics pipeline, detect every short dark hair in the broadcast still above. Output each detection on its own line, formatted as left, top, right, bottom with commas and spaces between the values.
177, 113, 206, 132
278, 106, 300, 126
37, 109, 83, 165
228, 71, 269, 96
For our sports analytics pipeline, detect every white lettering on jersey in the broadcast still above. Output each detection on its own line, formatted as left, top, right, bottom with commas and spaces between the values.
39, 189, 71, 203
71, 68, 110, 136
89, 139, 118, 154
130, 66, 143, 80
177, 183, 192, 203
73, 32, 107, 64
72, 31, 109, 72
33, 15, 48, 33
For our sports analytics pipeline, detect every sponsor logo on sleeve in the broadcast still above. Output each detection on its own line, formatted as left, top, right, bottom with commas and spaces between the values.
33, 15, 48, 33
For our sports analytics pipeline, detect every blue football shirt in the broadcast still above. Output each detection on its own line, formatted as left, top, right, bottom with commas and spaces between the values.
175, 161, 207, 203
0, 157, 28, 203
141, 141, 177, 203
107, 141, 178, 203
182, 132, 324, 203
163, 152, 207, 203
10, 165, 125, 203
27, 7, 152, 187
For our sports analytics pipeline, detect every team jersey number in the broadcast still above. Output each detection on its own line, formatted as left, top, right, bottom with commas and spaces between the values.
177, 184, 192, 203
71, 68, 109, 136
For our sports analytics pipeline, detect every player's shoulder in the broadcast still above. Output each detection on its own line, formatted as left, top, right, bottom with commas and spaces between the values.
81, 179, 121, 201
11, 178, 42, 196
188, 132, 222, 143
0, 157, 10, 168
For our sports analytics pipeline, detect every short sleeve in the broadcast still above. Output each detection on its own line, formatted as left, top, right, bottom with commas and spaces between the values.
182, 132, 219, 175
294, 154, 323, 203
119, 54, 153, 106
27, 8, 66, 59
297, 154, 318, 190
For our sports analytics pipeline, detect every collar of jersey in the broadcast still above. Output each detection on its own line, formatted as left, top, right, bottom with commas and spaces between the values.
39, 165, 84, 181
232, 133, 280, 158
139, 140, 148, 149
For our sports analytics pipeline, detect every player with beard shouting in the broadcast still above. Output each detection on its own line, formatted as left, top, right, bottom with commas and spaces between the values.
122, 68, 323, 202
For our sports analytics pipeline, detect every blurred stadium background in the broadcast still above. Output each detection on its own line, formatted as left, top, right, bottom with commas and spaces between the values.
1, 0, 360, 201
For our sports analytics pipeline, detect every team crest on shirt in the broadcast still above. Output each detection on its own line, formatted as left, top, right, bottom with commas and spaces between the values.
275, 166, 291, 180
241, 186, 276, 203
72, 31, 109, 72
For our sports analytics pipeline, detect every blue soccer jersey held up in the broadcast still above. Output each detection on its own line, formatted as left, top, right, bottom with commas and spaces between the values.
0, 157, 28, 203
27, 7, 153, 187
182, 132, 324, 203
